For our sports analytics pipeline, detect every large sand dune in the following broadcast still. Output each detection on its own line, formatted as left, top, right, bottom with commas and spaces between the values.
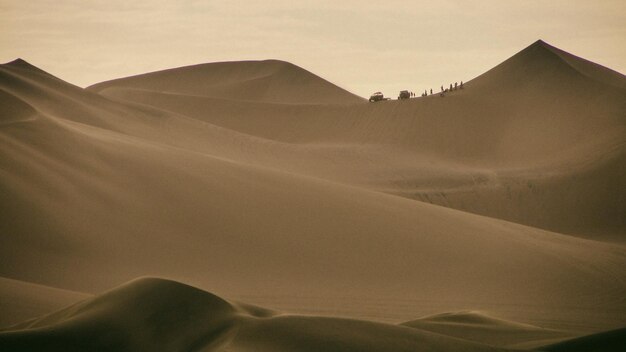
89, 59, 365, 105
0, 40, 625, 349
86, 40, 626, 240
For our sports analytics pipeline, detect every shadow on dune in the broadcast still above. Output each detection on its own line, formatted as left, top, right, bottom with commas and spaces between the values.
538, 327, 626, 352
1, 277, 623, 352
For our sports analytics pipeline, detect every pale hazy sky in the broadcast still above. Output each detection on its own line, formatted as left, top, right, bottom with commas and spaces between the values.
1, 1, 625, 97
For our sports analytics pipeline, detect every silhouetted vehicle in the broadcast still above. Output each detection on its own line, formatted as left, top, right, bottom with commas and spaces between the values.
369, 92, 388, 102
398, 90, 411, 100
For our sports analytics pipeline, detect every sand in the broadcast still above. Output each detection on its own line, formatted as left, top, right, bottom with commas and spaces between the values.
1, 278, 623, 351
0, 40, 625, 350
0, 277, 90, 328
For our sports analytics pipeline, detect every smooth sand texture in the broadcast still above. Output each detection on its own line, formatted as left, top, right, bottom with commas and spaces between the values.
88, 40, 626, 240
540, 327, 626, 352
401, 311, 573, 349
0, 277, 90, 328
0, 40, 625, 350
89, 59, 365, 105
0, 278, 621, 352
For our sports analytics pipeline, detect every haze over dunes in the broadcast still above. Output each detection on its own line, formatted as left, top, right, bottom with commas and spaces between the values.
1, 40, 625, 351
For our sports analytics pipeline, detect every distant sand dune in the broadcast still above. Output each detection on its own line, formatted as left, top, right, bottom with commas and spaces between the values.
84, 41, 626, 240
540, 326, 626, 352
89, 59, 365, 105
0, 277, 90, 328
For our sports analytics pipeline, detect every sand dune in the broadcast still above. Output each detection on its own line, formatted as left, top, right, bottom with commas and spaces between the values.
89, 59, 365, 105
1, 40, 625, 349
0, 278, 621, 351
540, 326, 626, 352
0, 277, 90, 329
0, 88, 37, 126
401, 311, 572, 349
0, 278, 237, 351
0, 277, 523, 351
85, 40, 626, 240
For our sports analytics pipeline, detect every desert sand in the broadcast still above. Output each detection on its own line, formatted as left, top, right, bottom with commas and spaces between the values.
0, 40, 625, 351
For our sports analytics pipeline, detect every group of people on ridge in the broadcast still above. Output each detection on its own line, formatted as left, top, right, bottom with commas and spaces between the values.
420, 81, 464, 97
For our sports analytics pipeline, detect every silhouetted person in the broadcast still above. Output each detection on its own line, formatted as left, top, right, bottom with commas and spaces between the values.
430, 88, 433, 95
454, 82, 457, 90
450, 84, 453, 91
460, 81, 464, 89
441, 85, 443, 92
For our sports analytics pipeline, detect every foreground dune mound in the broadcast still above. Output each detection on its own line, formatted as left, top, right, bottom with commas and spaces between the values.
0, 278, 237, 351
2, 277, 623, 352
401, 311, 572, 348
0, 277, 513, 352
88, 59, 365, 105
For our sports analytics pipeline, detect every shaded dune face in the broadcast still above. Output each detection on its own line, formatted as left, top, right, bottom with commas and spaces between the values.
0, 278, 622, 352
0, 40, 625, 350
0, 278, 528, 351
0, 89, 37, 125
540, 327, 626, 352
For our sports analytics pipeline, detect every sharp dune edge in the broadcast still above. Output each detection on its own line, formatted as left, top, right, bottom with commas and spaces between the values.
0, 40, 625, 351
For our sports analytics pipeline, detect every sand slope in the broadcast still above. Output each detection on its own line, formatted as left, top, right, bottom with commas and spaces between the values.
86, 41, 626, 240
1, 278, 622, 352
89, 59, 365, 105
0, 278, 512, 351
540, 327, 626, 352
0, 41, 625, 343
401, 311, 572, 349
0, 277, 89, 329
